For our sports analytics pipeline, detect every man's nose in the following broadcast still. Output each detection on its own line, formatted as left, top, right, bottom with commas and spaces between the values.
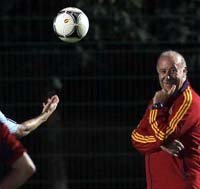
163, 75, 171, 82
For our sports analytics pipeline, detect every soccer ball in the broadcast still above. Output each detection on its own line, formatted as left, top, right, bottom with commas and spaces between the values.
53, 7, 89, 43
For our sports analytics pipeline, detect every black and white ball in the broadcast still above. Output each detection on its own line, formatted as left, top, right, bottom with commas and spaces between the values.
53, 7, 89, 43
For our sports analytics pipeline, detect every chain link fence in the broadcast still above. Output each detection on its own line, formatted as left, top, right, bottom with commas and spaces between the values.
0, 1, 200, 189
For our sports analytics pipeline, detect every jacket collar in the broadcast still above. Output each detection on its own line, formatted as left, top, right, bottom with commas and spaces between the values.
166, 80, 189, 107
172, 80, 189, 97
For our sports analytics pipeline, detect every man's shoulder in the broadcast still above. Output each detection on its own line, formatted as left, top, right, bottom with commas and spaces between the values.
172, 86, 193, 108
174, 86, 200, 113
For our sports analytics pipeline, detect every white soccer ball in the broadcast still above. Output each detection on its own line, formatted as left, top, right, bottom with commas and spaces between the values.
53, 7, 89, 43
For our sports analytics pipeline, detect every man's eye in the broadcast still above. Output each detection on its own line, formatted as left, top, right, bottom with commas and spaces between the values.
159, 70, 166, 74
170, 69, 177, 74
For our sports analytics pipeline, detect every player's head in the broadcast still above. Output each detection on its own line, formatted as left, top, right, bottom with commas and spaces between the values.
156, 50, 187, 92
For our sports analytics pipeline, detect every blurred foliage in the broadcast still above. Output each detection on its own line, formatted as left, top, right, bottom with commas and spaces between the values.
75, 0, 200, 44
1, 0, 200, 44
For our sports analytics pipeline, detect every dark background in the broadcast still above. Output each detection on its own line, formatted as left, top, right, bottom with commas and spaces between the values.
0, 0, 200, 189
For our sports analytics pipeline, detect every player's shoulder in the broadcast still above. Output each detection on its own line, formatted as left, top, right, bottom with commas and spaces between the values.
188, 87, 200, 108
173, 86, 193, 109
177, 86, 200, 112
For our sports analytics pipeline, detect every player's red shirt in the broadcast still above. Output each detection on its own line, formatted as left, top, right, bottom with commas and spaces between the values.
131, 81, 200, 189
0, 123, 26, 165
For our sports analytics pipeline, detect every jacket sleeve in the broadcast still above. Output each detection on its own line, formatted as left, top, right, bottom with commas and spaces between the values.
0, 111, 18, 134
131, 87, 194, 154
131, 102, 169, 154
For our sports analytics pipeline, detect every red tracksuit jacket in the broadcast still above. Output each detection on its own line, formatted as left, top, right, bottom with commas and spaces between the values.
131, 81, 200, 189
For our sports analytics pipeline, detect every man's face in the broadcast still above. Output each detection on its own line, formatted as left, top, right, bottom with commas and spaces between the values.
157, 56, 187, 92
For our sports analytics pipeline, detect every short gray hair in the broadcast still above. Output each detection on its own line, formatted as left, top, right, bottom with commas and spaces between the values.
160, 50, 187, 68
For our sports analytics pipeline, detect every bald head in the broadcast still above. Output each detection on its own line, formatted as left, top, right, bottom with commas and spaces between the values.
159, 50, 187, 68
